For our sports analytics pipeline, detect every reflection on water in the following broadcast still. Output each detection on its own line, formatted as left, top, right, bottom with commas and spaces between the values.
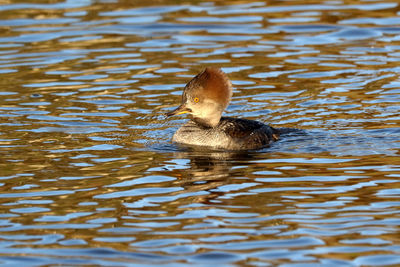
1, 0, 400, 266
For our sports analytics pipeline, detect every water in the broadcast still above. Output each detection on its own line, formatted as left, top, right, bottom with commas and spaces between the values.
0, 0, 400, 266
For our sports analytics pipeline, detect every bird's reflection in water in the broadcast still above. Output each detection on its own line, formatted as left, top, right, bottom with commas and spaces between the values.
166, 146, 262, 204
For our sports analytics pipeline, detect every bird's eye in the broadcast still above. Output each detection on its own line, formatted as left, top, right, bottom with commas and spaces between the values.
194, 97, 199, 103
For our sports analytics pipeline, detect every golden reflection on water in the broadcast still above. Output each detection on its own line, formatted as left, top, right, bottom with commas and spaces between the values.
0, 0, 400, 265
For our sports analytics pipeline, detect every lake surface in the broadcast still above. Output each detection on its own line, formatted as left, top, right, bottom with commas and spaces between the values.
0, 0, 400, 266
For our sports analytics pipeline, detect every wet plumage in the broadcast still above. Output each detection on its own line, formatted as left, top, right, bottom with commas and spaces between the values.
172, 117, 279, 150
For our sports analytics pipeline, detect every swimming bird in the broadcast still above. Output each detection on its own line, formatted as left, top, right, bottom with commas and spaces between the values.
166, 67, 280, 150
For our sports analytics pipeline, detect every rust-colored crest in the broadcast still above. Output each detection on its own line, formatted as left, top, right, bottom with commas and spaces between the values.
187, 67, 233, 108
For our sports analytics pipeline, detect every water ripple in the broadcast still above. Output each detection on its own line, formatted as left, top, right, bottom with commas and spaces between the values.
0, 0, 399, 266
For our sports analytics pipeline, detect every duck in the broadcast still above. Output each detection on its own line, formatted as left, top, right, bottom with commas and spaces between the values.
166, 67, 280, 150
